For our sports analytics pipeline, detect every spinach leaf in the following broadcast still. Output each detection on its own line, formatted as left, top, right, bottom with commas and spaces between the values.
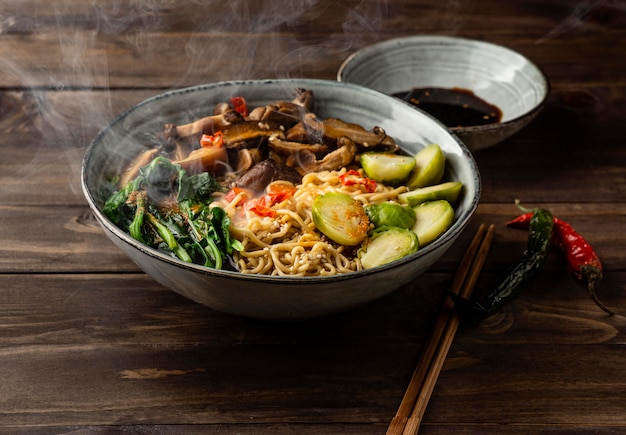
102, 155, 237, 270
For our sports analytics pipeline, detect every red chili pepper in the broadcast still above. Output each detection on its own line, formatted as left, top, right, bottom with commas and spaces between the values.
200, 131, 224, 148
245, 202, 276, 218
246, 184, 296, 218
264, 183, 297, 203
507, 212, 613, 315
224, 184, 296, 219
230, 96, 249, 117
260, 192, 292, 207
224, 186, 251, 203
339, 169, 377, 193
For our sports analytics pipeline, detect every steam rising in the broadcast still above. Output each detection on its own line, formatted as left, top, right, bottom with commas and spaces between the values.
537, 0, 614, 43
1, 0, 616, 203
1, 0, 403, 203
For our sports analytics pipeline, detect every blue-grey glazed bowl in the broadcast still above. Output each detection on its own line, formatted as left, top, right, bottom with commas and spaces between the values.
338, 35, 550, 151
82, 79, 480, 320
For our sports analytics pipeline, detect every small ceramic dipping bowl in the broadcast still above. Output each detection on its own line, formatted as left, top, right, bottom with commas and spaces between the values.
337, 35, 550, 151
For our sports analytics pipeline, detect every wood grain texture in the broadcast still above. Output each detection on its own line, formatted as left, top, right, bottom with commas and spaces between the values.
0, 273, 624, 430
0, 1, 625, 88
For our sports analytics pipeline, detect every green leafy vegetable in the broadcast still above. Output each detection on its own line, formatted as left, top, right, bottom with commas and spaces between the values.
129, 192, 146, 243
102, 156, 239, 270
102, 174, 145, 228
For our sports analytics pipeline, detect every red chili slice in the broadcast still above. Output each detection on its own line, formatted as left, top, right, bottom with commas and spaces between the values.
339, 169, 376, 193
224, 186, 251, 203
200, 131, 224, 148
245, 202, 276, 218
230, 96, 249, 117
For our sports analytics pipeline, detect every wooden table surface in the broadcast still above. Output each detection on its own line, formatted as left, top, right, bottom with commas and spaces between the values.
2, 1, 625, 433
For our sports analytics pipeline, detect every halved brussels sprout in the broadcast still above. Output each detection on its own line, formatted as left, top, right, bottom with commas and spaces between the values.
410, 200, 455, 246
398, 181, 463, 207
359, 227, 419, 269
364, 202, 416, 229
360, 152, 416, 186
312, 192, 370, 246
406, 143, 445, 189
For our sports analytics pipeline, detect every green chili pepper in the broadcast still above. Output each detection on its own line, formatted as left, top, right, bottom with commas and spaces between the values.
471, 207, 553, 320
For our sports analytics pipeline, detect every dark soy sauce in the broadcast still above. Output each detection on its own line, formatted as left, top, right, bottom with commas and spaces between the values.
392, 87, 502, 128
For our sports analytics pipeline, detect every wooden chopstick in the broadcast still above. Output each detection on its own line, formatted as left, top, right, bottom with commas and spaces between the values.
386, 223, 495, 435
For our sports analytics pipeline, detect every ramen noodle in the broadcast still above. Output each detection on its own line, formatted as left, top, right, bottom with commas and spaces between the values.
215, 168, 408, 276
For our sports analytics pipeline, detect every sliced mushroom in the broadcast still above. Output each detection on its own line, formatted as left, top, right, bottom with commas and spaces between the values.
234, 160, 277, 193
292, 88, 314, 110
234, 159, 302, 194
268, 135, 329, 157
246, 88, 314, 128
221, 120, 285, 149
287, 136, 357, 176
289, 114, 397, 152
322, 118, 398, 151
162, 109, 245, 143
213, 102, 231, 115
284, 113, 324, 143
233, 148, 264, 174
158, 123, 189, 159
173, 145, 229, 175
248, 103, 309, 129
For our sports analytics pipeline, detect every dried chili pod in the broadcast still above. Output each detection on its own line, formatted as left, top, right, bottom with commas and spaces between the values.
469, 207, 553, 320
507, 213, 613, 315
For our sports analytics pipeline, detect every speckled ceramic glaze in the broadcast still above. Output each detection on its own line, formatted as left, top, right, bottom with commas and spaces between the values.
338, 35, 550, 151
82, 79, 480, 320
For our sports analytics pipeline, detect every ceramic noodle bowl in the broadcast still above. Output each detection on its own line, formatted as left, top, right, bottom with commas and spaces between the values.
81, 79, 480, 320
